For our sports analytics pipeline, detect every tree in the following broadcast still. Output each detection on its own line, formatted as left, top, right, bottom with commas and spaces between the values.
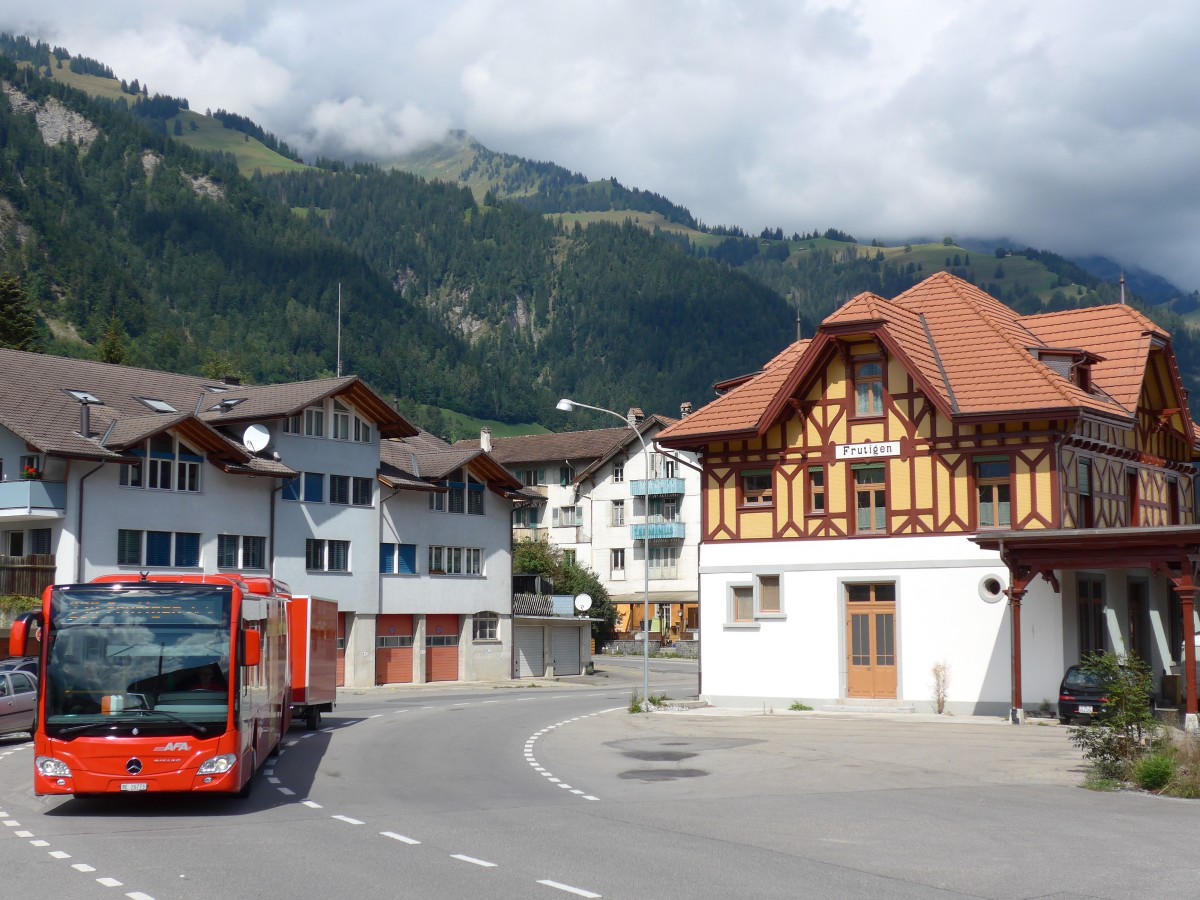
1068, 651, 1157, 781
512, 539, 616, 642
0, 274, 40, 351
97, 314, 128, 364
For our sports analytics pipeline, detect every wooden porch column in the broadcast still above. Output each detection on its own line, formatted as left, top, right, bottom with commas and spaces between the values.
1179, 570, 1197, 723
1008, 585, 1026, 724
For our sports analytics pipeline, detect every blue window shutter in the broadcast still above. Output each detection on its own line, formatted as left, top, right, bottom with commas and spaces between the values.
146, 531, 171, 566
175, 533, 200, 567
282, 476, 300, 501
379, 543, 395, 574
398, 543, 416, 575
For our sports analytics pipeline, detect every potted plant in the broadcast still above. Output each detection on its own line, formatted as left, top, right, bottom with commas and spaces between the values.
20, 464, 42, 480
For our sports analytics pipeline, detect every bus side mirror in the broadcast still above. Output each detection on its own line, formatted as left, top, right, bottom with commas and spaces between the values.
243, 630, 262, 667
9, 611, 41, 657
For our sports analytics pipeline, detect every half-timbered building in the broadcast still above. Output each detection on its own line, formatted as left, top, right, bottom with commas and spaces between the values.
658, 272, 1200, 721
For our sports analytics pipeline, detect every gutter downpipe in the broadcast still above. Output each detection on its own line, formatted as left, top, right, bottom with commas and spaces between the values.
74, 462, 106, 581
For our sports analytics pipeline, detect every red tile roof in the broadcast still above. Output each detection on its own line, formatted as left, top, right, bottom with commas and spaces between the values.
659, 272, 1191, 448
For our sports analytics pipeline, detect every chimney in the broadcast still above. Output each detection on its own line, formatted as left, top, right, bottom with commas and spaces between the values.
223, 375, 241, 386
680, 401, 693, 418
80, 401, 92, 439
627, 407, 644, 426
480, 427, 493, 453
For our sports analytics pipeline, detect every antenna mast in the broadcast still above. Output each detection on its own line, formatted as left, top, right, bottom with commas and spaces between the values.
337, 282, 342, 376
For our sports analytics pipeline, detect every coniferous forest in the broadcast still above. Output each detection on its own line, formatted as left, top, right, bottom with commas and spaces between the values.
3, 34, 1200, 433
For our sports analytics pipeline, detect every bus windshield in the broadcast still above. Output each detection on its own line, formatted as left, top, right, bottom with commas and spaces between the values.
44, 584, 234, 737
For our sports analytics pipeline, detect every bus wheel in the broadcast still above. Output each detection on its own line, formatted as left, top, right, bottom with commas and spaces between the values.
234, 753, 255, 799
306, 706, 321, 730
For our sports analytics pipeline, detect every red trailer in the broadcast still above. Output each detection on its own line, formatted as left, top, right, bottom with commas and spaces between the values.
286, 595, 337, 729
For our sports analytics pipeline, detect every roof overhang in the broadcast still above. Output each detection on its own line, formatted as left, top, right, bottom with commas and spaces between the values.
972, 525, 1200, 571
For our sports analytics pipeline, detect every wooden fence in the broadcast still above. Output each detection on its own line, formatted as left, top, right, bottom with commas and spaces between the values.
0, 554, 56, 597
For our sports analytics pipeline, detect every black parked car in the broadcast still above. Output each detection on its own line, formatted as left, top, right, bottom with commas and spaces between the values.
1058, 665, 1110, 724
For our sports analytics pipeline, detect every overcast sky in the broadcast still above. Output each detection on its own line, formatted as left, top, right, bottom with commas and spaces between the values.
6, 2, 1200, 291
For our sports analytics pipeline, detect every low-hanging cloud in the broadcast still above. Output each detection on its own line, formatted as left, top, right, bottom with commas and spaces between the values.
4, 0, 1199, 291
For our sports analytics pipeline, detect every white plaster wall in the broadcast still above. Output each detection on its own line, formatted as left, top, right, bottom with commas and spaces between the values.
379, 487, 513, 616
462, 613, 512, 681
270, 427, 381, 612
76, 458, 274, 582
698, 535, 1064, 713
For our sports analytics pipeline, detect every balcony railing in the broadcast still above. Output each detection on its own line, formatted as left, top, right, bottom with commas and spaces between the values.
630, 477, 685, 497
630, 517, 686, 541
0, 480, 67, 519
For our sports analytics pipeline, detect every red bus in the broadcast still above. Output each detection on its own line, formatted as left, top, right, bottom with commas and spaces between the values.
8, 573, 290, 798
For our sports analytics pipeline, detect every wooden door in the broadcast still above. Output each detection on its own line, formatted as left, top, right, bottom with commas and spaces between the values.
846, 583, 897, 698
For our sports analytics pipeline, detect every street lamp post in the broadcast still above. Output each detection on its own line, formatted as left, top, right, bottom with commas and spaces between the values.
557, 397, 652, 709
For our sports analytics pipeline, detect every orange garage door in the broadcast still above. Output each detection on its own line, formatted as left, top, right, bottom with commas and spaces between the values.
376, 614, 414, 684
426, 614, 459, 682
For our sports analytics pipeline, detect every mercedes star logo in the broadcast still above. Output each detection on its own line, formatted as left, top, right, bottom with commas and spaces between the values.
126, 758, 143, 775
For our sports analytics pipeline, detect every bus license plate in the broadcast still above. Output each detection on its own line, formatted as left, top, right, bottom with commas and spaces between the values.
120, 783, 147, 792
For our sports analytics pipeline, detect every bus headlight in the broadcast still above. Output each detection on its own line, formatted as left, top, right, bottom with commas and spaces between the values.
36, 756, 72, 778
197, 754, 237, 775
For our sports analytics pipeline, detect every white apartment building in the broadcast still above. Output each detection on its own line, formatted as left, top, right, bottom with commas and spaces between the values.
458, 409, 702, 642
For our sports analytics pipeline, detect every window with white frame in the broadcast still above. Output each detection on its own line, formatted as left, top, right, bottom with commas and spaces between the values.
559, 465, 575, 486
428, 545, 482, 575
517, 468, 546, 486
119, 435, 202, 492
379, 543, 417, 574
352, 476, 373, 506
217, 534, 266, 569
467, 478, 484, 515
428, 490, 445, 511
118, 529, 201, 567
329, 474, 350, 505
306, 538, 350, 572
332, 400, 351, 440
613, 461, 624, 483
354, 416, 372, 443
282, 472, 325, 503
553, 506, 581, 527
473, 612, 499, 641
612, 500, 625, 526
611, 547, 625, 577
648, 545, 678, 579
283, 413, 303, 434
304, 406, 325, 437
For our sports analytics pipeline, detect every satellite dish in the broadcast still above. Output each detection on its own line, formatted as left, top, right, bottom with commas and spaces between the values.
574, 593, 592, 612
242, 424, 270, 453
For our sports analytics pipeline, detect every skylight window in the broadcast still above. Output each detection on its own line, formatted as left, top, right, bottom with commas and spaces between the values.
209, 397, 247, 412
138, 398, 178, 413
65, 389, 103, 404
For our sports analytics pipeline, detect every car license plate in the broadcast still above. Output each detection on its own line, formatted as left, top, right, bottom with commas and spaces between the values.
1077, 705, 1093, 714
120, 783, 147, 792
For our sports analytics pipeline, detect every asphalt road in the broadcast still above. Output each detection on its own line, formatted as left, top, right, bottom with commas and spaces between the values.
2, 659, 1199, 899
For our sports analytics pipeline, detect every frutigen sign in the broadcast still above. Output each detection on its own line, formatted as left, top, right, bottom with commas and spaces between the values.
835, 441, 901, 460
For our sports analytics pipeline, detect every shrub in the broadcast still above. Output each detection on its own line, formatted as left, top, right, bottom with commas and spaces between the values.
1134, 754, 1175, 791
789, 701, 813, 711
1067, 652, 1157, 781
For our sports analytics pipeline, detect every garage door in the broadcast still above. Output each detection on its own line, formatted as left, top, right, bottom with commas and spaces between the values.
375, 614, 413, 684
515, 626, 545, 678
551, 628, 580, 676
426, 614, 459, 682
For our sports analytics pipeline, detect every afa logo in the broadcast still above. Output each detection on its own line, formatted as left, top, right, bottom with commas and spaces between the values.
154, 741, 191, 752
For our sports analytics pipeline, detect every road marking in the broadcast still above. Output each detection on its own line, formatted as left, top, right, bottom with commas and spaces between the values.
285, 740, 298, 747
97, 877, 123, 887
73, 864, 96, 873
332, 815, 364, 825
31, 840, 50, 847
302, 800, 322, 809
3, 819, 20, 826
369, 714, 383, 718
452, 854, 497, 868
583, 795, 599, 801
49, 850, 71, 859
15, 830, 32, 837
278, 787, 296, 796
381, 831, 420, 844
267, 777, 281, 784
570, 789, 585, 795
557, 784, 573, 789
125, 893, 155, 900
481, 699, 499, 704
537, 879, 602, 898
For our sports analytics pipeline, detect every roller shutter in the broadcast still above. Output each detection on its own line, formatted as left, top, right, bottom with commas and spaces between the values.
551, 628, 580, 676
515, 626, 545, 678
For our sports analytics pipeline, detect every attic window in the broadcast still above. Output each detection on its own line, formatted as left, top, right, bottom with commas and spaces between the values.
138, 398, 177, 413
65, 390, 103, 405
210, 397, 247, 412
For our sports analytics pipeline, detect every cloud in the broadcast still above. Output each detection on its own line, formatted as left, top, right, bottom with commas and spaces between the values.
4, 1, 1200, 290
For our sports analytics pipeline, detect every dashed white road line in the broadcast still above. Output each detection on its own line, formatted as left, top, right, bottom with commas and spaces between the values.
522, 708, 620, 802
381, 831, 420, 844
537, 879, 603, 898
96, 877, 123, 887
451, 853, 497, 868
332, 815, 364, 825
